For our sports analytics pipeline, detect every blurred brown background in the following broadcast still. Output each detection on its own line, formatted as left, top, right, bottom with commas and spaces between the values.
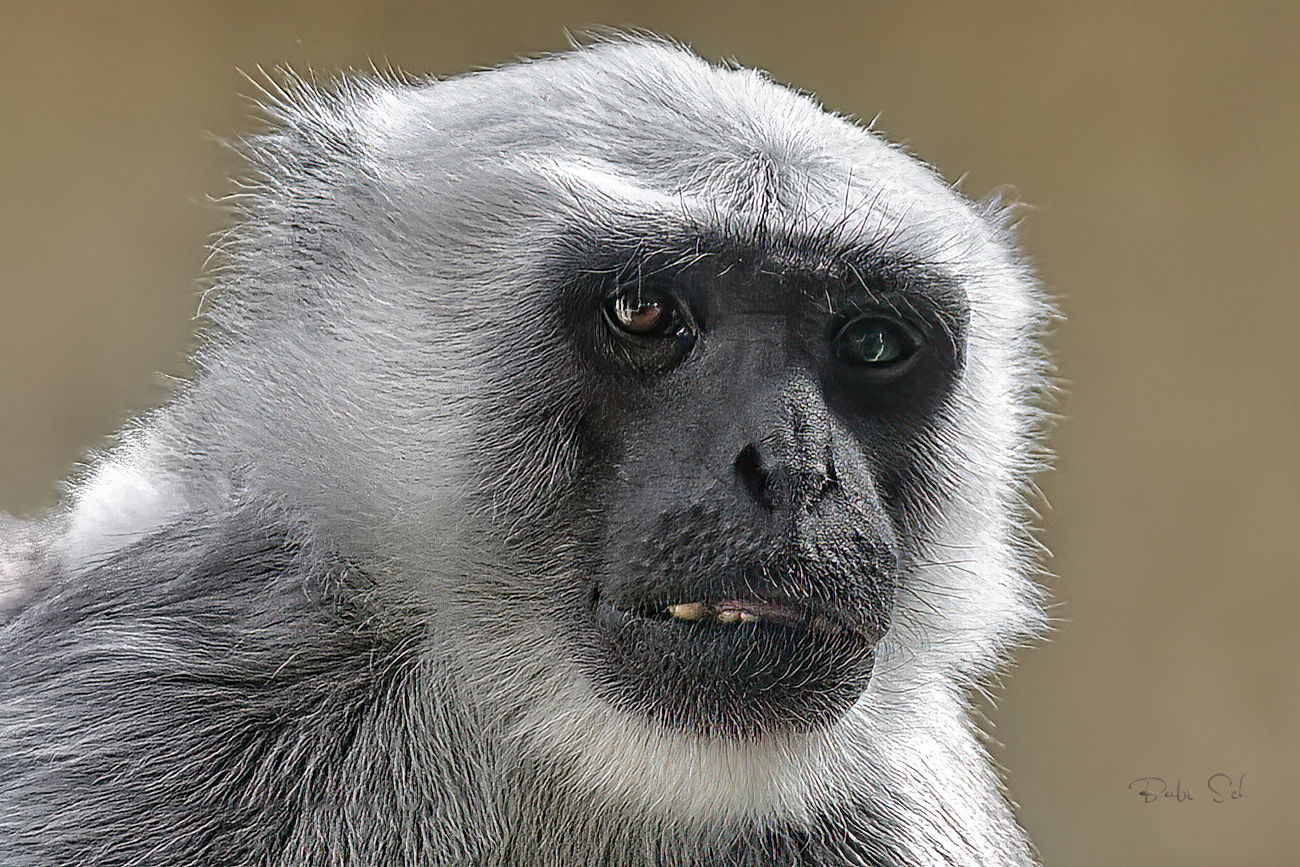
2, 2, 1296, 865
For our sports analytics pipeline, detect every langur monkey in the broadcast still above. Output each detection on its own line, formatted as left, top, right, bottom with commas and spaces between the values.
0, 37, 1052, 866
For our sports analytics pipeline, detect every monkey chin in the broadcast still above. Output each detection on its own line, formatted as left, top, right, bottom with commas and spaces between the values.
582, 592, 882, 740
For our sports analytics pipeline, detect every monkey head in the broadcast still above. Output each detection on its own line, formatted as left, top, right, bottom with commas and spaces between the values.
12, 39, 1049, 848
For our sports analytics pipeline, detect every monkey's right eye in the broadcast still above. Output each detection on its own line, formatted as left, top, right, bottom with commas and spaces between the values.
599, 282, 697, 373
604, 285, 688, 338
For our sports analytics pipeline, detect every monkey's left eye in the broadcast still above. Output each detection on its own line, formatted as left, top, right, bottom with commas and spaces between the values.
604, 286, 687, 337
833, 315, 920, 369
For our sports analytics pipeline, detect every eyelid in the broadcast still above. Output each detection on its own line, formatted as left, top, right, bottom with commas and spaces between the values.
829, 304, 922, 340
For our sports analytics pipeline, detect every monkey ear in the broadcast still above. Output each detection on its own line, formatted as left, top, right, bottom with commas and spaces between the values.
978, 184, 1035, 231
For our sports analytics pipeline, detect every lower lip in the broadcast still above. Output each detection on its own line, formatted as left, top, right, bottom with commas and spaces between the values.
584, 599, 879, 737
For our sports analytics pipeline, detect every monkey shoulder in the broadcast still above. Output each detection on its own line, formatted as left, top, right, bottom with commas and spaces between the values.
0, 505, 456, 866
1, 505, 393, 666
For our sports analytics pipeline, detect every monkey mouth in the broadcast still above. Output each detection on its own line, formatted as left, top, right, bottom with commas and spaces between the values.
649, 597, 861, 637
584, 590, 883, 738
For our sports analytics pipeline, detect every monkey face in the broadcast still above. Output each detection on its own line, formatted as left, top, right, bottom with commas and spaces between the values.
351, 43, 1039, 755
497, 234, 971, 740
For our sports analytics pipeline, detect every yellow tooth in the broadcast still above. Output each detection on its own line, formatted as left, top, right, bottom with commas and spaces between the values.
738, 611, 759, 624
667, 602, 707, 621
715, 609, 741, 624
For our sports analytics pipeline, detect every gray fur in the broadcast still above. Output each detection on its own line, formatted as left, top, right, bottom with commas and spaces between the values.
0, 38, 1051, 866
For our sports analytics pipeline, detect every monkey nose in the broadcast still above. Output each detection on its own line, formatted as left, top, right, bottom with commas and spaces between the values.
733, 441, 838, 513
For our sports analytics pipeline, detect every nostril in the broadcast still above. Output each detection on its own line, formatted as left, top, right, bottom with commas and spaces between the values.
733, 443, 772, 510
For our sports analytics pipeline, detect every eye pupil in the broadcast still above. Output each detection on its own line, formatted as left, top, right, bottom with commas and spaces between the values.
612, 296, 665, 333
607, 286, 681, 336
849, 328, 897, 363
834, 316, 915, 368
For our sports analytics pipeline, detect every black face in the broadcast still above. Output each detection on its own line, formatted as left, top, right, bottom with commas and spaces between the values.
507, 231, 966, 739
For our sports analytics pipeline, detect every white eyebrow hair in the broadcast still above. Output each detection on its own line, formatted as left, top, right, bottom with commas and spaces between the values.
540, 158, 700, 213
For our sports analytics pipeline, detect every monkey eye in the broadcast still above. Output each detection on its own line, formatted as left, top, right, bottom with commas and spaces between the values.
832, 315, 920, 368
604, 285, 686, 337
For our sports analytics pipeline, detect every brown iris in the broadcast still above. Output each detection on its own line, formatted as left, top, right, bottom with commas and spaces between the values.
607, 290, 671, 335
